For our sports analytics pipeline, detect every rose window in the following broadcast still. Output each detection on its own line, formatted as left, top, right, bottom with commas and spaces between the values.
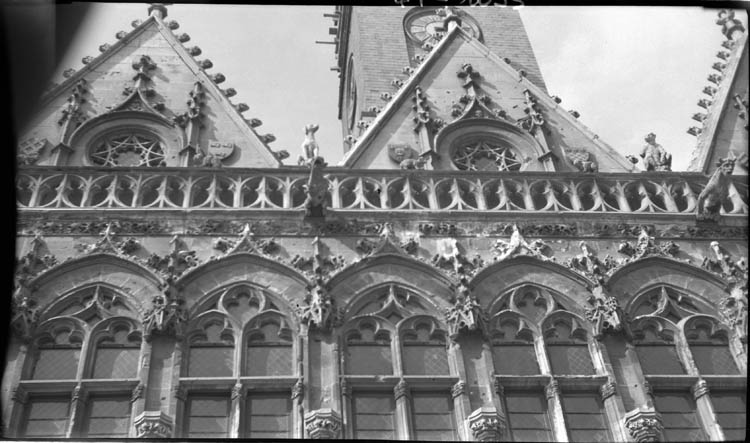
89, 133, 166, 167
451, 141, 521, 171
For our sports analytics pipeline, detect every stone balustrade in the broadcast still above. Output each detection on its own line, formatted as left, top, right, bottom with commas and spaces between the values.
16, 167, 749, 216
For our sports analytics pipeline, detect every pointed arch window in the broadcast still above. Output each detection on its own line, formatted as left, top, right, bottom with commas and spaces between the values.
29, 323, 83, 380
345, 321, 393, 376
490, 315, 539, 375
186, 317, 234, 377
90, 321, 141, 379
401, 318, 449, 376
89, 131, 166, 167
245, 319, 293, 376
543, 316, 595, 375
684, 318, 738, 375
631, 319, 685, 375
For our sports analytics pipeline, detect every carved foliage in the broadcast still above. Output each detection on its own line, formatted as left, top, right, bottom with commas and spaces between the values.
134, 411, 174, 438
445, 280, 488, 340
146, 234, 199, 279
211, 223, 279, 257
467, 407, 506, 442
565, 241, 615, 285
624, 407, 664, 443
304, 408, 342, 439
585, 288, 624, 339
76, 223, 140, 256
616, 226, 679, 264
493, 224, 553, 262
432, 238, 484, 277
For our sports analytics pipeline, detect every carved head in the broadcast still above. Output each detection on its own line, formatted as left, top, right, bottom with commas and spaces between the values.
717, 157, 736, 174
304, 124, 319, 135
644, 133, 656, 144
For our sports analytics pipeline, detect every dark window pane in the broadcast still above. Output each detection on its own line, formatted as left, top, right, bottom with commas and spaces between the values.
32, 349, 80, 380
411, 392, 455, 441
653, 392, 706, 442
492, 344, 539, 375
23, 399, 70, 437
505, 392, 552, 442
561, 394, 610, 441
353, 393, 395, 440
186, 395, 230, 438
246, 346, 292, 376
83, 396, 131, 438
711, 393, 746, 440
403, 345, 449, 375
92, 348, 139, 379
347, 345, 392, 375
188, 346, 233, 377
246, 393, 291, 438
636, 345, 684, 375
547, 345, 595, 375
690, 346, 738, 375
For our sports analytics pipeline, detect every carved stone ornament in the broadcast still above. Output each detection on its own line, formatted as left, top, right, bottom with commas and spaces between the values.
445, 284, 489, 340
146, 234, 199, 278
303, 157, 330, 218
433, 238, 484, 277
600, 380, 618, 401
231, 382, 245, 400
617, 226, 679, 264
77, 223, 140, 256
718, 284, 748, 339
624, 406, 664, 443
697, 156, 736, 221
585, 287, 624, 339
691, 379, 710, 400
296, 276, 337, 331
387, 143, 420, 165
493, 224, 553, 262
17, 137, 47, 165
131, 382, 145, 403
566, 241, 616, 285
545, 379, 559, 400
304, 408, 342, 439
292, 378, 304, 400
519, 89, 545, 133
567, 148, 598, 172
207, 140, 235, 160
142, 280, 187, 341
134, 411, 174, 438
632, 132, 672, 172
702, 241, 748, 282
394, 378, 410, 400
451, 380, 467, 398
467, 406, 506, 442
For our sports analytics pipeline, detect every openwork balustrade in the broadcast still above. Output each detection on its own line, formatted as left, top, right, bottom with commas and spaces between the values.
16, 167, 749, 215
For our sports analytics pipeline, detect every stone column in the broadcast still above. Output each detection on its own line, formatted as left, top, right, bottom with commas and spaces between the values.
339, 378, 353, 439
228, 381, 245, 438
171, 385, 187, 438
599, 379, 630, 442
451, 380, 471, 440
2, 340, 30, 436
393, 378, 413, 440
304, 408, 342, 439
466, 406, 506, 442
545, 379, 569, 442
624, 406, 664, 442
8, 385, 28, 438
691, 379, 724, 440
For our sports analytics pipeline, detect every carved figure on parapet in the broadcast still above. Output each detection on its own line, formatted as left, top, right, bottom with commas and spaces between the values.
493, 224, 553, 262
299, 124, 322, 166
627, 133, 672, 171
192, 150, 223, 167
697, 156, 736, 221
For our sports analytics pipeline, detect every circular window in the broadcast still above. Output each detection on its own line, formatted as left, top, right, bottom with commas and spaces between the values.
89, 132, 166, 167
452, 140, 522, 171
404, 8, 482, 46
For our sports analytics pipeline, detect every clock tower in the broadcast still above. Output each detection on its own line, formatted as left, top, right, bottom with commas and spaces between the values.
328, 6, 547, 152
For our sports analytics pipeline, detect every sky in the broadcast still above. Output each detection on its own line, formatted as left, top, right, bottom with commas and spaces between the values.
51, 3, 746, 171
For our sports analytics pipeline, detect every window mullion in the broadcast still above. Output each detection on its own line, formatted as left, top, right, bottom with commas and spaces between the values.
228, 382, 244, 438
393, 380, 413, 440
692, 380, 725, 441
67, 384, 87, 438
545, 379, 569, 442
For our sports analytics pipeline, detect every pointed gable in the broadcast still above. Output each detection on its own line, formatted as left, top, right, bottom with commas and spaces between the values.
340, 25, 635, 173
18, 12, 281, 168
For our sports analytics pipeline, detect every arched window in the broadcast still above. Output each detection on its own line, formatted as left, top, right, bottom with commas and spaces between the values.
452, 139, 522, 171
29, 322, 83, 380
345, 321, 393, 375
631, 319, 684, 375
490, 315, 539, 375
684, 318, 738, 375
186, 316, 234, 377
245, 318, 293, 376
90, 321, 141, 379
401, 318, 449, 376
88, 131, 166, 167
543, 316, 595, 375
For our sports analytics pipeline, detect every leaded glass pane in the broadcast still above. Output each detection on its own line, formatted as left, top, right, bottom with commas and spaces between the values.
246, 345, 292, 376
492, 344, 539, 375
505, 392, 552, 442
31, 348, 80, 380
547, 345, 595, 375
23, 398, 70, 437
690, 345, 738, 375
561, 395, 610, 442
83, 396, 131, 438
347, 345, 392, 375
186, 395, 230, 438
92, 348, 139, 379
711, 393, 746, 440
653, 392, 706, 442
188, 346, 233, 377
246, 394, 291, 438
411, 392, 455, 441
353, 393, 395, 440
403, 344, 449, 375
636, 345, 685, 374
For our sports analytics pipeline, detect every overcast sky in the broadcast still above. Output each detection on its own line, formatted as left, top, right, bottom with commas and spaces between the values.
52, 3, 745, 171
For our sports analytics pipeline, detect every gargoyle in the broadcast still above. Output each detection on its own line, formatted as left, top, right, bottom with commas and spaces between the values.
697, 157, 735, 221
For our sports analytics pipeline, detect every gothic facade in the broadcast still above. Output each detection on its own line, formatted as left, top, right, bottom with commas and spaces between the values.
7, 4, 748, 441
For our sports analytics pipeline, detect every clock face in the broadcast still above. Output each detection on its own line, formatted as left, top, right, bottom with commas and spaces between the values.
405, 10, 482, 45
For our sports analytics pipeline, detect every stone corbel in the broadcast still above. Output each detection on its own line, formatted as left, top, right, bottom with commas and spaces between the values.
466, 406, 506, 442
304, 408, 342, 439
134, 411, 174, 438
624, 406, 664, 443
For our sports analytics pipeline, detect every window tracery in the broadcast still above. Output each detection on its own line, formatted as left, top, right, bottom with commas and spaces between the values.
88, 132, 166, 167
451, 139, 522, 171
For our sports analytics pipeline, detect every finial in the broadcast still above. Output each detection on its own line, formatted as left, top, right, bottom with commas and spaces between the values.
148, 3, 170, 19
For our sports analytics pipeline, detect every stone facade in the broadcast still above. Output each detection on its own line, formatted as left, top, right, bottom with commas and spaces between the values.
7, 4, 748, 441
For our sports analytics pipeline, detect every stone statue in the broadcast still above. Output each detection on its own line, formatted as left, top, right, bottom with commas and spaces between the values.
400, 157, 427, 170
697, 156, 735, 221
629, 133, 672, 171
299, 124, 321, 166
